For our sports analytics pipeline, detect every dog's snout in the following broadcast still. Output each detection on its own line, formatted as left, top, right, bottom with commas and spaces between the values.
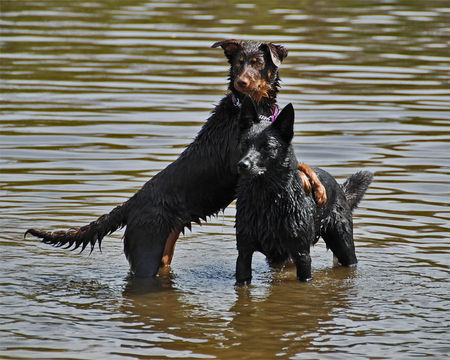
238, 159, 251, 171
236, 77, 249, 88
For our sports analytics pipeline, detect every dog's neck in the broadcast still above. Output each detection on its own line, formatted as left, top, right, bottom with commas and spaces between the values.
231, 93, 279, 122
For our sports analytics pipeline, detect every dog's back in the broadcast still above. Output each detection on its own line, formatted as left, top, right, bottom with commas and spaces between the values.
310, 168, 372, 220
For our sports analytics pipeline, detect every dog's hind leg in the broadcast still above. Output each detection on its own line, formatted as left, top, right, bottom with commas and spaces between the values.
161, 229, 181, 266
124, 223, 170, 277
321, 211, 357, 266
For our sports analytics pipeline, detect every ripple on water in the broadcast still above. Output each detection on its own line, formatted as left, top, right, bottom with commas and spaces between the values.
1, 1, 449, 359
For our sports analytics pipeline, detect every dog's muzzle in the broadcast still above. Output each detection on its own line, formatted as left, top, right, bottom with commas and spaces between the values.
238, 157, 265, 176
238, 158, 252, 173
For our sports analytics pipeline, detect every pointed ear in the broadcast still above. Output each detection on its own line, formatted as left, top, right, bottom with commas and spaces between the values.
271, 103, 295, 144
211, 39, 242, 62
261, 43, 288, 68
239, 95, 259, 130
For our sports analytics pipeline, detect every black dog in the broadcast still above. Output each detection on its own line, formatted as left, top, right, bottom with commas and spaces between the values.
26, 39, 326, 277
235, 97, 373, 283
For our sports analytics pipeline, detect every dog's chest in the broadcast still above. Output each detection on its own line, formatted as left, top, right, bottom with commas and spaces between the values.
237, 183, 316, 249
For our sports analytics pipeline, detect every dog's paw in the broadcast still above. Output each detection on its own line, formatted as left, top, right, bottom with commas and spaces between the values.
298, 170, 312, 195
235, 278, 252, 286
314, 183, 327, 206
298, 163, 327, 205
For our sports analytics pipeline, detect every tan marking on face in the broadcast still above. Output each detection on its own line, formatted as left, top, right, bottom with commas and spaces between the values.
233, 60, 271, 102
249, 79, 270, 102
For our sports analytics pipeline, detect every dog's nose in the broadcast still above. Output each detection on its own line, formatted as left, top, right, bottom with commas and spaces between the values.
238, 159, 251, 171
236, 77, 248, 88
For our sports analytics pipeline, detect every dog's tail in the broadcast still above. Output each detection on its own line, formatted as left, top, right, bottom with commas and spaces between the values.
24, 201, 130, 253
342, 171, 373, 212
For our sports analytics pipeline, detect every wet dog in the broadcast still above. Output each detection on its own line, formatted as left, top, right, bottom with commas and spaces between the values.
235, 97, 373, 283
25, 39, 326, 277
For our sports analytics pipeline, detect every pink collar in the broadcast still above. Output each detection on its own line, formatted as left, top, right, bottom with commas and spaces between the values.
232, 94, 279, 122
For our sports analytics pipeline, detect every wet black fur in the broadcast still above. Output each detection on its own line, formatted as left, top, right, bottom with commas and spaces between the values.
25, 40, 288, 277
235, 97, 373, 283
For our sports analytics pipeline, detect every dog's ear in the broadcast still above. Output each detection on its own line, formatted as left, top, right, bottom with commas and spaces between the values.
212, 39, 242, 62
272, 103, 295, 144
239, 95, 259, 130
262, 43, 288, 68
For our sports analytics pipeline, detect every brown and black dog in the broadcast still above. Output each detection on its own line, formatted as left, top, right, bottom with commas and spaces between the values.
25, 39, 326, 277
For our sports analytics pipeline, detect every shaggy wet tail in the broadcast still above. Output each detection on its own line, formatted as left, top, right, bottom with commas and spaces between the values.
342, 171, 373, 212
25, 202, 129, 253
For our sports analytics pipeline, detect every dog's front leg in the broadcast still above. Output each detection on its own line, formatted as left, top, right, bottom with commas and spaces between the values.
292, 251, 312, 282
298, 164, 327, 206
235, 249, 254, 285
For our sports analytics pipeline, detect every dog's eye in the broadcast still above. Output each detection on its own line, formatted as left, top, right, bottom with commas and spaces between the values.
251, 57, 262, 66
239, 57, 244, 63
262, 140, 278, 155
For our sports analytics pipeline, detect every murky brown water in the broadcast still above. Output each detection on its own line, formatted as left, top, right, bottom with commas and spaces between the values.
1, 0, 449, 359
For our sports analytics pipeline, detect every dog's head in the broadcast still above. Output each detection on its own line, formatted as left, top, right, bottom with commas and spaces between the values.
212, 39, 288, 102
237, 96, 295, 178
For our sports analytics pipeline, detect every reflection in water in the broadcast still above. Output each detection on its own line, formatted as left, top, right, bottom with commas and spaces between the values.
223, 270, 357, 360
1, 0, 449, 359
123, 268, 177, 296
119, 264, 358, 359
121, 273, 218, 359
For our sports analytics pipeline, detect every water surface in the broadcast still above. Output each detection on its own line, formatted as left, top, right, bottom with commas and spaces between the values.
1, 0, 449, 359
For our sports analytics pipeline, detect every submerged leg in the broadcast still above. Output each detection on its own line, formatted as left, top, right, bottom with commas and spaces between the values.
292, 250, 312, 282
236, 249, 254, 285
322, 214, 357, 266
124, 224, 170, 277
